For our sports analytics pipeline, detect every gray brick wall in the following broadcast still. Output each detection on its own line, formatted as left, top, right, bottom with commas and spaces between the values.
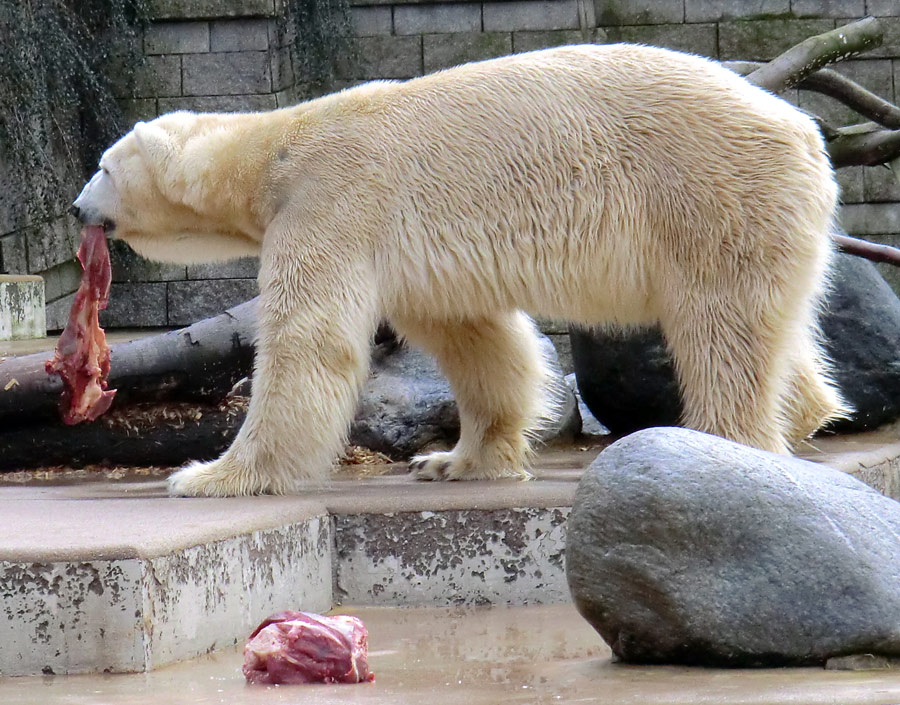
5, 0, 899, 331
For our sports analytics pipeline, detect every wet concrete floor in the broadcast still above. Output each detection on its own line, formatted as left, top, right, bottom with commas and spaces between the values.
2, 604, 899, 705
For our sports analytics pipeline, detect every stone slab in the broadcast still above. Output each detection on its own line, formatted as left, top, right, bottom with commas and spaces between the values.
0, 232, 27, 276
595, 0, 683, 25
148, 0, 276, 20
791, 0, 866, 18
209, 18, 270, 51
144, 21, 211, 54
351, 6, 393, 36
484, 0, 580, 32
0, 275, 45, 340
339, 35, 424, 79
166, 278, 258, 325
684, 0, 789, 23
424, 32, 513, 73
395, 3, 482, 35
603, 22, 718, 57
182, 51, 271, 96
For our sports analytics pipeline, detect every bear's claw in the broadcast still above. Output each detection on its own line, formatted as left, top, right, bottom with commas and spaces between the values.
408, 456, 452, 481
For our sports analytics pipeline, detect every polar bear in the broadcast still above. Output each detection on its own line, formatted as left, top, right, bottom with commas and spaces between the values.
72, 44, 846, 497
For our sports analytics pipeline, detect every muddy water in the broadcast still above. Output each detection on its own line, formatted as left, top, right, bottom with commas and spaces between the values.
2, 604, 899, 705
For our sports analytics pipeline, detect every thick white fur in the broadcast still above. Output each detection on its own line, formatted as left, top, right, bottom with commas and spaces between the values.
73, 44, 847, 496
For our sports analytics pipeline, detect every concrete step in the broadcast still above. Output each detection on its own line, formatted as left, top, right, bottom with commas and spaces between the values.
0, 436, 898, 676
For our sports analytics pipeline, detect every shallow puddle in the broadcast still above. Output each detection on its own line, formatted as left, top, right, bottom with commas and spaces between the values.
2, 604, 899, 705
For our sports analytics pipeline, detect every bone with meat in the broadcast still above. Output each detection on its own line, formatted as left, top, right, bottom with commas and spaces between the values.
45, 225, 116, 424
243, 611, 375, 685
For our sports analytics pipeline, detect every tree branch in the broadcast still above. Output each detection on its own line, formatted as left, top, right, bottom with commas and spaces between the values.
827, 123, 900, 168
800, 70, 900, 129
832, 233, 900, 266
745, 17, 883, 94
725, 60, 900, 131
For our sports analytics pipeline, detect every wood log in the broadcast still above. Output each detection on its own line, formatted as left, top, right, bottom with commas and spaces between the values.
0, 298, 256, 427
826, 123, 900, 168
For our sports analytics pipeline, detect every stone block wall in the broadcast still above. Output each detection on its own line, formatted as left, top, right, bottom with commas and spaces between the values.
2, 0, 899, 331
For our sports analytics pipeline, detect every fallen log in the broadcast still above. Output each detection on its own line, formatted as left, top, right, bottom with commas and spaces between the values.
0, 298, 256, 427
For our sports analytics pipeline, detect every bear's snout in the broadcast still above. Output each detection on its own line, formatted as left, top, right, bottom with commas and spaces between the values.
72, 170, 117, 231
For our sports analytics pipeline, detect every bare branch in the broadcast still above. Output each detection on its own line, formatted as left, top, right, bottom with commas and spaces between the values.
800, 70, 900, 129
827, 123, 900, 168
833, 233, 900, 266
746, 17, 883, 94
725, 60, 900, 130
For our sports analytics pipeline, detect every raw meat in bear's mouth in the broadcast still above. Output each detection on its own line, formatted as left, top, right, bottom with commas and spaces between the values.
45, 225, 117, 424
243, 611, 375, 685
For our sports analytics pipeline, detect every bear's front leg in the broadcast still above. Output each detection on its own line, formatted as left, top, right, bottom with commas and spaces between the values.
168, 236, 376, 496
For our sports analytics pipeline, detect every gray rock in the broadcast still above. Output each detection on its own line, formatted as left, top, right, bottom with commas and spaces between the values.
569, 250, 900, 435
821, 253, 900, 433
350, 342, 459, 458
565, 373, 609, 436
566, 427, 900, 667
350, 334, 580, 459
569, 324, 681, 434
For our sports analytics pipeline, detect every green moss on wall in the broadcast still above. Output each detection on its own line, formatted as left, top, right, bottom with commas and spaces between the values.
0, 0, 148, 223
283, 0, 355, 98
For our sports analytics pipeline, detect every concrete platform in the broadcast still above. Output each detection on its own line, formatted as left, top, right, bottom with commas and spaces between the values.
3, 603, 900, 705
1, 433, 899, 677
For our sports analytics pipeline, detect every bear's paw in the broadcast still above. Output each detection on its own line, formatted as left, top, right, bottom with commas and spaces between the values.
408, 449, 532, 482
167, 457, 291, 497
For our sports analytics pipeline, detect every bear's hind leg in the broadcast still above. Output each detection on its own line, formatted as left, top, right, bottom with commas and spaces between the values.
661, 297, 794, 455
782, 333, 849, 445
394, 312, 551, 481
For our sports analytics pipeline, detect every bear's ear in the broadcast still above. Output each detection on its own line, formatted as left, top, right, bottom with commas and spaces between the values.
133, 121, 186, 203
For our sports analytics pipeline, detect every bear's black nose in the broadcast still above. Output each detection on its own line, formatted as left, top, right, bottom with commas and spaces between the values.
68, 204, 81, 220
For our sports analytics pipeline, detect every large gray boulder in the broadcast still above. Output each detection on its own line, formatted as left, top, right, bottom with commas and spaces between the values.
566, 427, 900, 667
821, 253, 900, 433
350, 335, 579, 459
569, 251, 900, 435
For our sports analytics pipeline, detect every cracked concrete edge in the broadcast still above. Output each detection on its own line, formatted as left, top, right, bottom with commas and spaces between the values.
333, 507, 571, 607
823, 442, 900, 501
0, 515, 333, 677
0, 505, 572, 675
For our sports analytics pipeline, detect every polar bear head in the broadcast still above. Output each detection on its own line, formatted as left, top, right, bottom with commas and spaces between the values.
72, 111, 266, 264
